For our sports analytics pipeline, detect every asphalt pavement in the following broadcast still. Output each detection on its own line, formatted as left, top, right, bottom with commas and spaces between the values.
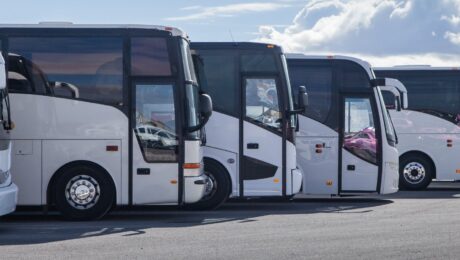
1, 182, 460, 259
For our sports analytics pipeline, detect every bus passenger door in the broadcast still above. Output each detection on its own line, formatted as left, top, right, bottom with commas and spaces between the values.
242, 77, 284, 196
131, 83, 180, 204
340, 96, 380, 193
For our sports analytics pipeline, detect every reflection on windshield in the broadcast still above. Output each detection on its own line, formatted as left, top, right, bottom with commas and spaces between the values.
343, 98, 378, 164
245, 78, 281, 129
135, 84, 178, 162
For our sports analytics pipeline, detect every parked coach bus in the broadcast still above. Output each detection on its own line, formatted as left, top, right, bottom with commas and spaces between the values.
375, 66, 460, 190
0, 24, 213, 220
0, 53, 17, 217
190, 42, 307, 209
287, 54, 399, 196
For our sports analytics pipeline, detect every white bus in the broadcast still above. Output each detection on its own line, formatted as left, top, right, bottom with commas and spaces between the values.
0, 24, 213, 220
189, 42, 306, 209
375, 66, 460, 189
0, 53, 17, 217
287, 54, 399, 195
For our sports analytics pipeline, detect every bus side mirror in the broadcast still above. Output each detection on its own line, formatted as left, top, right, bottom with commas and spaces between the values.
402, 92, 408, 109
200, 93, 213, 120
50, 81, 80, 98
298, 86, 308, 111
187, 93, 213, 133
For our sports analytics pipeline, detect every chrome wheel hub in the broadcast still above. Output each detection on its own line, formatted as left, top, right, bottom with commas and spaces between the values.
203, 171, 217, 199
65, 175, 100, 210
403, 162, 426, 184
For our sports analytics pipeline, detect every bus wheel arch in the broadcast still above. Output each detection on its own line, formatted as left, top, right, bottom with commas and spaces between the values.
185, 157, 232, 210
399, 151, 436, 190
47, 160, 117, 220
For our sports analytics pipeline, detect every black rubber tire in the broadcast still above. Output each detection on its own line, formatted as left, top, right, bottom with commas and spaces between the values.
53, 164, 115, 221
399, 154, 433, 190
185, 159, 231, 210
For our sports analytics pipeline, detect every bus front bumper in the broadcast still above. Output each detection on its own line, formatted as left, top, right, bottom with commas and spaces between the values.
292, 168, 303, 195
0, 183, 18, 216
183, 175, 207, 203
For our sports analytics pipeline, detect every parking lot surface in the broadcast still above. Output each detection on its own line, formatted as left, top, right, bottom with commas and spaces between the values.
1, 182, 460, 259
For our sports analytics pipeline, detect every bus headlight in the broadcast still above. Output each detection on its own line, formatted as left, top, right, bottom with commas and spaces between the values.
0, 170, 11, 186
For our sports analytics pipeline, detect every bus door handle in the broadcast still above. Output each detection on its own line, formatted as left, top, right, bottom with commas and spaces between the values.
137, 168, 150, 175
247, 143, 259, 149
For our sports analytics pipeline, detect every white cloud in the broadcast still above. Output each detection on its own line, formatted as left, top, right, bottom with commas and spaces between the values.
441, 15, 460, 26
166, 3, 290, 21
445, 31, 460, 45
256, 0, 460, 66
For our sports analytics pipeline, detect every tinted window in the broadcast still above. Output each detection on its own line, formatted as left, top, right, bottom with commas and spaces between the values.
9, 37, 123, 104
288, 64, 333, 124
337, 61, 371, 89
376, 70, 460, 122
198, 52, 237, 115
241, 53, 277, 73
131, 37, 172, 76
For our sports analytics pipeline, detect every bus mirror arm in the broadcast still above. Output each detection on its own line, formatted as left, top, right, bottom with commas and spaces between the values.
50, 81, 80, 99
187, 93, 213, 133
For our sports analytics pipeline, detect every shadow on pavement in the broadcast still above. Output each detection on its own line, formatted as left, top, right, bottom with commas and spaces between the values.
384, 181, 460, 199
0, 197, 392, 246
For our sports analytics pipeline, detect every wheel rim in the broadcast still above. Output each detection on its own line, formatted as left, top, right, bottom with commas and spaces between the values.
65, 175, 101, 210
403, 162, 426, 185
202, 171, 217, 201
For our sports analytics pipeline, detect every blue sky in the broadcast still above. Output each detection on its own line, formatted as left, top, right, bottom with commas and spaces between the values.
3, 0, 460, 66
1, 0, 300, 42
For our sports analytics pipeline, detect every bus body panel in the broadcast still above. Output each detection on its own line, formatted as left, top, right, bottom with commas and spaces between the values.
0, 183, 17, 216
0, 54, 17, 217
132, 133, 178, 204
192, 43, 300, 201
287, 141, 302, 195
389, 110, 460, 181
374, 91, 399, 194
202, 146, 239, 197
0, 142, 17, 216
202, 112, 240, 196
340, 149, 378, 191
297, 115, 339, 194
243, 121, 283, 196
42, 139, 123, 204
375, 68, 460, 185
288, 55, 399, 195
9, 94, 129, 205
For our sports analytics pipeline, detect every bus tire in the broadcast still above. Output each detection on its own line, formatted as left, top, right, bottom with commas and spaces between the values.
399, 154, 433, 190
53, 164, 115, 221
186, 159, 231, 210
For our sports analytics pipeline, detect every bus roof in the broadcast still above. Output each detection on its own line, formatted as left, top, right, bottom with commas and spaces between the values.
375, 66, 460, 71
191, 42, 284, 53
286, 53, 374, 78
0, 23, 187, 37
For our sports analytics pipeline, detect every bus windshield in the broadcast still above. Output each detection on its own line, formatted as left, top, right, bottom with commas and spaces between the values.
180, 39, 200, 139
377, 87, 397, 146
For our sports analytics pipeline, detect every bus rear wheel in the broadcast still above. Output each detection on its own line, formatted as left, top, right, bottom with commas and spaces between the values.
53, 164, 115, 221
399, 154, 433, 190
186, 159, 230, 210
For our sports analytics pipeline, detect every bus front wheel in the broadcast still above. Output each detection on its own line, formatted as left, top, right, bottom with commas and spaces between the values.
53, 164, 115, 221
399, 154, 433, 190
186, 159, 231, 210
